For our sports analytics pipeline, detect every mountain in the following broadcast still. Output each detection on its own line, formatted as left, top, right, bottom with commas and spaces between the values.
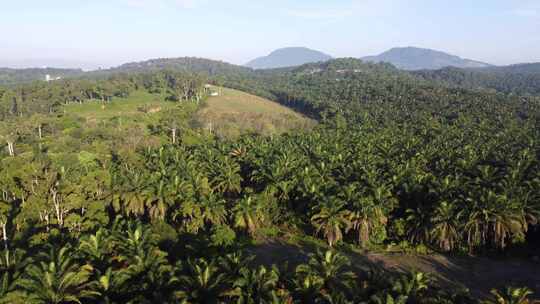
0, 67, 84, 86
361, 47, 492, 70
245, 47, 333, 69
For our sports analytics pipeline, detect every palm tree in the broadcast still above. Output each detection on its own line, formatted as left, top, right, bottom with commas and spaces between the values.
295, 250, 356, 297
114, 222, 176, 302
219, 252, 254, 282
145, 178, 170, 220
291, 270, 324, 303
1, 270, 24, 304
370, 293, 408, 304
347, 195, 388, 248
233, 265, 282, 304
18, 246, 99, 304
405, 207, 432, 245
200, 194, 228, 227
430, 201, 460, 252
311, 199, 351, 246
111, 169, 147, 217
208, 156, 242, 194
94, 267, 124, 304
177, 258, 228, 303
486, 287, 535, 304
464, 191, 525, 251
391, 271, 430, 301
79, 228, 112, 270
233, 195, 267, 236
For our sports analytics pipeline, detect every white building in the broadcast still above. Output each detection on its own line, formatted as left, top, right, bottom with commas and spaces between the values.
45, 74, 62, 82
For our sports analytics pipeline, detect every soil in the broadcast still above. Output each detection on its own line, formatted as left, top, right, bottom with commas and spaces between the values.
249, 239, 540, 300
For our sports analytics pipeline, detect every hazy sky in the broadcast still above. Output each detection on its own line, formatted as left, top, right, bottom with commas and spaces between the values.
1, 0, 539, 70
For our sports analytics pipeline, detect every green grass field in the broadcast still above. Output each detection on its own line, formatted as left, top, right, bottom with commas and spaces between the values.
196, 86, 315, 137
62, 87, 315, 139
63, 90, 174, 121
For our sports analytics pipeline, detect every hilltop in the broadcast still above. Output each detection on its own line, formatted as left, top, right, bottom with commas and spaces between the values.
245, 47, 333, 69
362, 46, 492, 70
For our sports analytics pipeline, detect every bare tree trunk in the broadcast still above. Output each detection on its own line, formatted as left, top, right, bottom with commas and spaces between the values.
171, 128, 177, 144
38, 124, 43, 139
1, 222, 8, 266
52, 190, 64, 227
7, 141, 14, 157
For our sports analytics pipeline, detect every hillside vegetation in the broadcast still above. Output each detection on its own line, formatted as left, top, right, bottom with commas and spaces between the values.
0, 67, 83, 86
414, 65, 540, 96
0, 58, 539, 303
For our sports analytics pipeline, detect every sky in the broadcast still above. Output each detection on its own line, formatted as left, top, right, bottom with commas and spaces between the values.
1, 0, 539, 70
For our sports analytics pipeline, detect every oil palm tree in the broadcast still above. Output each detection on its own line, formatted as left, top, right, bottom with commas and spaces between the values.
348, 195, 387, 248
78, 228, 112, 271
486, 287, 535, 304
311, 199, 351, 246
233, 265, 281, 304
233, 195, 267, 236
291, 270, 325, 303
17, 246, 99, 304
391, 271, 430, 301
369, 293, 408, 304
114, 223, 176, 302
177, 258, 229, 304
430, 201, 460, 252
1, 268, 25, 304
295, 250, 356, 297
200, 194, 228, 227
219, 252, 254, 282
208, 156, 242, 194
405, 207, 432, 245
464, 191, 525, 251
111, 169, 147, 217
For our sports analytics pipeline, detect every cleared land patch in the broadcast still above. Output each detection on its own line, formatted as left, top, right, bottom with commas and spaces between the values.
63, 90, 174, 122
249, 236, 540, 300
196, 86, 315, 138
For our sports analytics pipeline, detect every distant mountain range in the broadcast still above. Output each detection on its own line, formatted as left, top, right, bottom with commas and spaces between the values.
245, 47, 333, 69
361, 47, 492, 70
2, 47, 540, 91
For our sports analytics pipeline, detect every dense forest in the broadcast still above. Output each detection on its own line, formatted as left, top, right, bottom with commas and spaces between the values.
1, 58, 540, 303
414, 64, 540, 96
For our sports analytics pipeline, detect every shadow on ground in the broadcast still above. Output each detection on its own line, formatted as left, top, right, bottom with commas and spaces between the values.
248, 239, 540, 299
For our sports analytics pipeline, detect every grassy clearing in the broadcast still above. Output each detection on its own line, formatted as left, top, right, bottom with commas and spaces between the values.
196, 86, 315, 138
63, 90, 175, 122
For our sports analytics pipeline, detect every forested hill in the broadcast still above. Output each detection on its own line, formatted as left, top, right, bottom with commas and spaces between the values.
414, 63, 540, 96
0, 67, 83, 86
4, 56, 540, 98
215, 58, 540, 121
474, 62, 540, 74
92, 57, 253, 77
